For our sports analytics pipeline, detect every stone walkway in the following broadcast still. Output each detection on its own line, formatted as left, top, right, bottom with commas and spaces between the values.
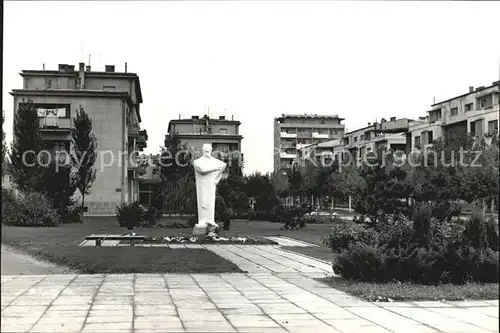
2, 242, 498, 332
1, 273, 498, 333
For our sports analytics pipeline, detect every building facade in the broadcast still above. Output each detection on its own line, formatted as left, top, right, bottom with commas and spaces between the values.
409, 82, 500, 150
10, 63, 148, 215
167, 115, 243, 160
273, 114, 345, 171
336, 117, 411, 164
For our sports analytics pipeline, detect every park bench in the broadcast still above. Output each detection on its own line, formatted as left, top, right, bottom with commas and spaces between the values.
86, 234, 146, 247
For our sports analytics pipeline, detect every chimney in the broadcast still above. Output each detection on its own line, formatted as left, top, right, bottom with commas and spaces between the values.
78, 63, 85, 89
105, 65, 115, 73
232, 115, 234, 120
125, 62, 128, 73
68, 65, 75, 71
58, 64, 66, 71
219, 116, 225, 120
469, 86, 474, 93
42, 63, 45, 70
85, 65, 91, 71
367, 122, 371, 126
390, 117, 396, 121
192, 116, 199, 120
381, 118, 386, 123
179, 114, 181, 119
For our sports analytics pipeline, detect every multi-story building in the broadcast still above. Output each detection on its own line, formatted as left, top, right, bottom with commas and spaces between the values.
297, 138, 343, 167
166, 115, 243, 160
137, 154, 162, 208
409, 82, 499, 150
273, 114, 345, 171
340, 117, 411, 164
10, 62, 148, 215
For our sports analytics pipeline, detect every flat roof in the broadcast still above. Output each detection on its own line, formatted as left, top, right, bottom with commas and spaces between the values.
276, 114, 345, 121
20, 69, 143, 104
431, 82, 499, 107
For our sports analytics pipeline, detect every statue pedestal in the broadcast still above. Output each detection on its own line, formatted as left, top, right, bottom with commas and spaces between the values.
192, 224, 208, 236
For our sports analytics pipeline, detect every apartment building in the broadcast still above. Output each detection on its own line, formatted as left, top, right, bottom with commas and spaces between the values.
273, 114, 345, 171
340, 117, 411, 163
298, 138, 343, 167
409, 82, 500, 150
137, 154, 162, 208
167, 115, 243, 160
10, 62, 148, 215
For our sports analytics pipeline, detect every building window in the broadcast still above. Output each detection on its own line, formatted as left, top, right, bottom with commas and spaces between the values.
360, 135, 365, 141
470, 119, 484, 137
45, 79, 52, 89
320, 119, 326, 124
354, 137, 357, 142
414, 136, 421, 147
488, 120, 498, 134
465, 103, 473, 112
450, 107, 458, 116
437, 110, 442, 119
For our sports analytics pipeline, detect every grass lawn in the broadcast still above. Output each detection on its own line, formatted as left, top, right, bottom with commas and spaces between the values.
318, 277, 500, 302
33, 247, 243, 274
1, 217, 338, 273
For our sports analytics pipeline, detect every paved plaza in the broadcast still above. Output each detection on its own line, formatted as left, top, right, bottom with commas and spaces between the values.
1, 243, 498, 333
1, 273, 498, 333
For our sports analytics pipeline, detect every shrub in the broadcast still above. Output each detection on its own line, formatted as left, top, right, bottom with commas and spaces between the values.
376, 214, 413, 249
430, 218, 464, 245
463, 208, 490, 249
484, 218, 499, 251
61, 205, 84, 224
2, 189, 60, 227
144, 206, 160, 226
333, 243, 386, 282
412, 202, 432, 246
323, 223, 379, 253
116, 201, 144, 230
333, 242, 499, 284
283, 216, 306, 230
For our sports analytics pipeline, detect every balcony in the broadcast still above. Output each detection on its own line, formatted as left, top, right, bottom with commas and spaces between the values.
280, 132, 297, 138
39, 117, 71, 132
297, 132, 312, 138
137, 130, 148, 151
127, 152, 140, 170
280, 152, 297, 159
312, 132, 329, 139
128, 123, 139, 137
295, 143, 310, 150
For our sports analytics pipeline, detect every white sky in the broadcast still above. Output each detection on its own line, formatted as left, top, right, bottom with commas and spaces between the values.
3, 1, 500, 174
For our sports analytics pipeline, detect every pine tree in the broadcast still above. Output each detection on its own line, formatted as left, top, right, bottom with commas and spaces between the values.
9, 100, 44, 192
71, 105, 98, 210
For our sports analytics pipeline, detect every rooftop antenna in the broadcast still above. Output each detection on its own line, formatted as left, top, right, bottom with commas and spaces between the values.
88, 54, 91, 67
433, 96, 436, 104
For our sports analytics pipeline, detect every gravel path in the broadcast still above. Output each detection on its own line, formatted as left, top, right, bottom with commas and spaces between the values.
1, 244, 72, 275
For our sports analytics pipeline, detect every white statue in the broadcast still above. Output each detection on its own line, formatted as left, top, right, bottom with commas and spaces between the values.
192, 144, 227, 236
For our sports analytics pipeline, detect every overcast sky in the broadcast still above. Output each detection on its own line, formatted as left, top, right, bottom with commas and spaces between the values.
3, 1, 500, 174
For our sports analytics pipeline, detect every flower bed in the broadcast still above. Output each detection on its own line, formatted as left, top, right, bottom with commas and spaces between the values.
120, 235, 279, 245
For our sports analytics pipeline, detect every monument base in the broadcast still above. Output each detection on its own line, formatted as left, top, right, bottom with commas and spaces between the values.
192, 224, 208, 236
